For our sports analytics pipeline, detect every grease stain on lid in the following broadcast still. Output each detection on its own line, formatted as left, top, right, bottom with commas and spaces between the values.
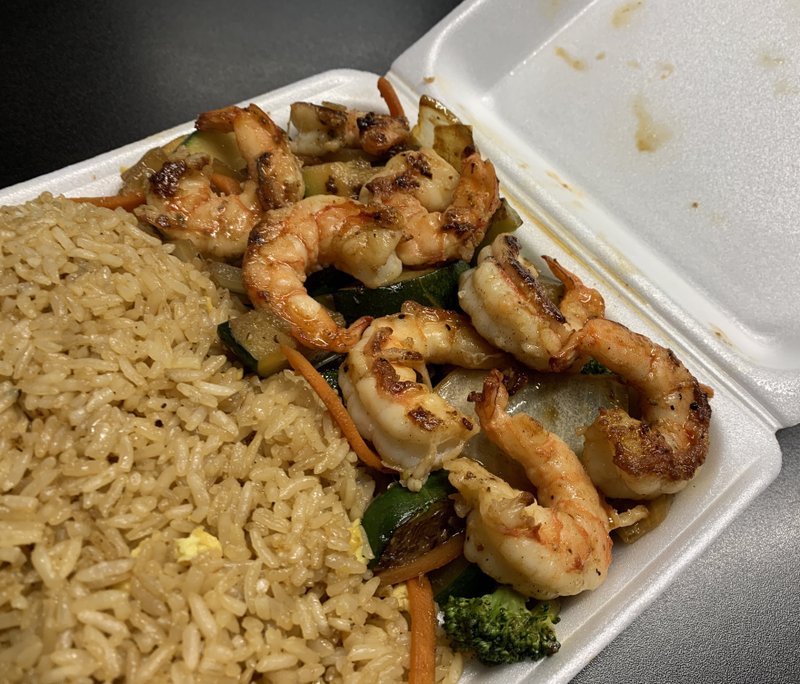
657, 62, 675, 80
554, 46, 588, 71
633, 94, 672, 153
546, 169, 582, 197
612, 1, 644, 29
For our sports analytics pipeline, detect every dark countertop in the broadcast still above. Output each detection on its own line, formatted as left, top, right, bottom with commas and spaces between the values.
3, 1, 798, 681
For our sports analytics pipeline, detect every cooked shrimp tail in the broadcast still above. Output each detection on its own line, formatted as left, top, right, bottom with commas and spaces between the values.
551, 318, 712, 499
459, 235, 605, 370
446, 369, 612, 599
541, 255, 605, 329
195, 103, 305, 210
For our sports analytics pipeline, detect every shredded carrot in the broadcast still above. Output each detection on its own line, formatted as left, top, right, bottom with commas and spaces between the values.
407, 574, 437, 684
377, 533, 465, 586
280, 344, 389, 472
210, 172, 241, 196
68, 192, 146, 212
377, 76, 405, 119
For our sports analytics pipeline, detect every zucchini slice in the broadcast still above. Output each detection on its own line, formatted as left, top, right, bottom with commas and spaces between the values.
474, 198, 523, 257
433, 123, 475, 171
218, 308, 346, 384
429, 556, 496, 604
411, 95, 463, 148
410, 95, 476, 170
305, 267, 358, 297
180, 130, 246, 172
302, 160, 376, 198
332, 260, 470, 325
217, 309, 297, 377
361, 470, 459, 569
435, 368, 630, 488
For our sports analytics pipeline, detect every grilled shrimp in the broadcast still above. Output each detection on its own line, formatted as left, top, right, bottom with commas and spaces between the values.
339, 301, 506, 490
289, 101, 410, 158
447, 370, 613, 599
361, 148, 501, 266
134, 153, 262, 259
135, 104, 304, 258
459, 234, 605, 370
242, 195, 404, 352
551, 318, 712, 499
195, 103, 305, 210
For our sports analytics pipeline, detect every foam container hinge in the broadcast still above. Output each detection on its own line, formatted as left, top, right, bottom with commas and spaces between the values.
0, 1, 793, 682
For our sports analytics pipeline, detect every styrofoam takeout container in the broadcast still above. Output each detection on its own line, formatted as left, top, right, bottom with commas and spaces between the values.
1, 0, 796, 681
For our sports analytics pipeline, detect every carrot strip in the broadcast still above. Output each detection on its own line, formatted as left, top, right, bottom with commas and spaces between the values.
210, 172, 241, 196
407, 574, 436, 684
280, 344, 389, 472
69, 192, 145, 212
377, 534, 464, 586
378, 76, 405, 119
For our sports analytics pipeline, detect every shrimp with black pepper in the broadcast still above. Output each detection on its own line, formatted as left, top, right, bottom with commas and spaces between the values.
459, 234, 604, 370
194, 103, 305, 210
447, 370, 613, 599
135, 104, 304, 258
242, 195, 404, 352
339, 301, 506, 490
289, 101, 410, 158
361, 148, 501, 266
134, 152, 263, 260
551, 318, 713, 499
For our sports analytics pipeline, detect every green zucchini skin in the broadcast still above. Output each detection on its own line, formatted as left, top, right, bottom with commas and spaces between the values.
314, 354, 345, 394
218, 311, 346, 386
217, 309, 296, 377
361, 470, 455, 569
305, 267, 358, 297
430, 556, 496, 604
217, 320, 259, 374
333, 261, 470, 325
180, 130, 245, 171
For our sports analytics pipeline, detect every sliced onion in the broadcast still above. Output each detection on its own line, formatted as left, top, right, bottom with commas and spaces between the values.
169, 239, 201, 264
435, 368, 629, 489
614, 494, 673, 544
207, 261, 246, 294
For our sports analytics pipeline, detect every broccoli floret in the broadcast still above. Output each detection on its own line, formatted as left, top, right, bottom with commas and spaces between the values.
441, 586, 560, 666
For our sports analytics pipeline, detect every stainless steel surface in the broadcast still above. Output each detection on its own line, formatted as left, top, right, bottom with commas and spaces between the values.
3, 1, 798, 680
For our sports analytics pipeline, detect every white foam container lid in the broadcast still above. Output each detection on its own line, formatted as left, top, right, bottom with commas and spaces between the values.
0, 1, 795, 681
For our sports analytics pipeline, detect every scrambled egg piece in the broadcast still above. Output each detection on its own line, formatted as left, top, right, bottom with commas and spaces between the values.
349, 518, 371, 565
390, 583, 409, 612
175, 527, 223, 562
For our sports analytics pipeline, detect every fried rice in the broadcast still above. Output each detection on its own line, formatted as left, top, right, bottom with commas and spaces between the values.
0, 195, 461, 683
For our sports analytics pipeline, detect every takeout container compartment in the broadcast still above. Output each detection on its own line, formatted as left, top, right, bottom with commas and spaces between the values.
1, 1, 795, 681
